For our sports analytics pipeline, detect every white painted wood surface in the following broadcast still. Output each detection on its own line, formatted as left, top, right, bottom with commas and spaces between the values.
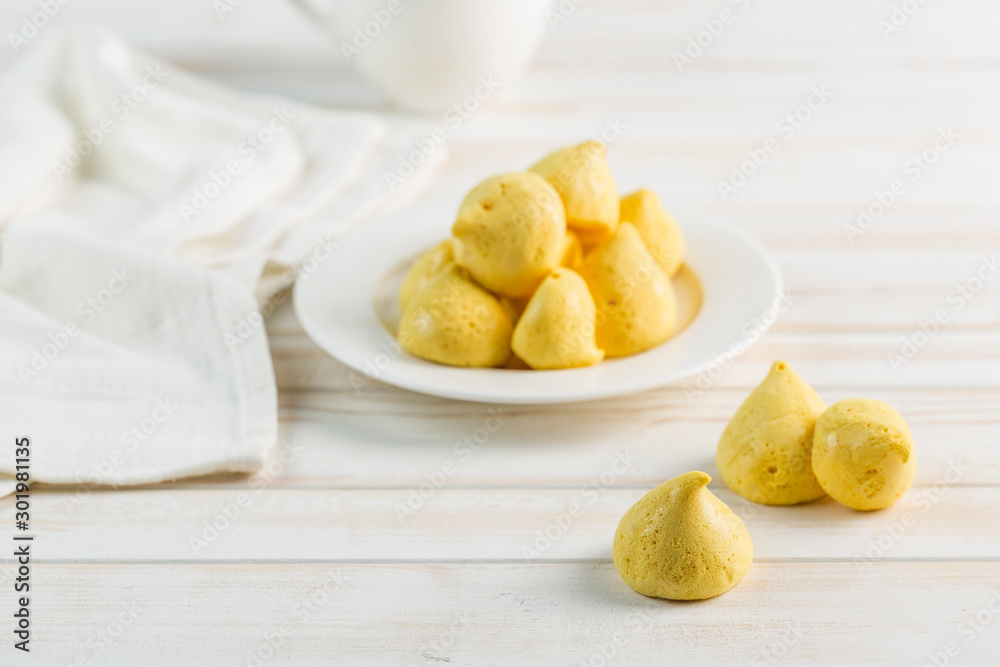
2, 0, 1000, 664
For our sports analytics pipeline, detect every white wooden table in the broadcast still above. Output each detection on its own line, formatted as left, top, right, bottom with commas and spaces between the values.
2, 0, 1000, 664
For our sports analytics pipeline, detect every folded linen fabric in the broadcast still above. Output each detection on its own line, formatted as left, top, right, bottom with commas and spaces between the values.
0, 28, 441, 495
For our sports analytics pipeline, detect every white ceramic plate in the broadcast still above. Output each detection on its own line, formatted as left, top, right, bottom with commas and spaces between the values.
294, 197, 783, 404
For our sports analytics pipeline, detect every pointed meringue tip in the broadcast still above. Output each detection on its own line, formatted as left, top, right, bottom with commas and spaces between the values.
769, 360, 790, 374
676, 470, 712, 489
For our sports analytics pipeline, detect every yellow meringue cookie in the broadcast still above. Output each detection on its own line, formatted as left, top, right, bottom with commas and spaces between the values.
812, 398, 915, 511
398, 263, 512, 368
560, 230, 584, 271
578, 222, 677, 357
613, 471, 753, 600
528, 140, 618, 242
452, 172, 566, 299
511, 267, 604, 370
716, 361, 827, 505
398, 239, 454, 312
619, 189, 685, 277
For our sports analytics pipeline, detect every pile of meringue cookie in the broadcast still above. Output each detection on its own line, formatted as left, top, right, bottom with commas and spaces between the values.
396, 140, 685, 370
613, 361, 916, 601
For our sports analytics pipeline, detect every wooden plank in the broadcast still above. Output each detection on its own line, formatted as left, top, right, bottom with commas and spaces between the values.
25, 380, 998, 490
5, 484, 994, 562
1, 561, 996, 666
255, 382, 1000, 487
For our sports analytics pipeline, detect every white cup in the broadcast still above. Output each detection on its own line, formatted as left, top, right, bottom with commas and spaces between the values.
288, 0, 554, 112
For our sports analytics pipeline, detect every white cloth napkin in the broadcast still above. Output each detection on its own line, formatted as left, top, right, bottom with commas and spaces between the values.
0, 28, 442, 494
